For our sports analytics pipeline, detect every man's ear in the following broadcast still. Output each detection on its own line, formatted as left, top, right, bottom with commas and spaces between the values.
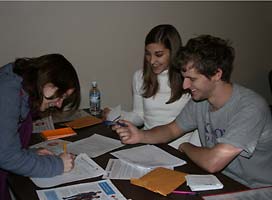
213, 68, 223, 81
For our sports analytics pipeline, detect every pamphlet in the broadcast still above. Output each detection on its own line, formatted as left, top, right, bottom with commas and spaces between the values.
36, 179, 127, 200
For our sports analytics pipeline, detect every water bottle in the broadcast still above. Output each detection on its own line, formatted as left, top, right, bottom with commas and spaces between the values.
89, 81, 101, 116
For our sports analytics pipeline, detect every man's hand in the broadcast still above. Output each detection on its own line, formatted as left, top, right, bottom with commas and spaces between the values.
112, 120, 144, 144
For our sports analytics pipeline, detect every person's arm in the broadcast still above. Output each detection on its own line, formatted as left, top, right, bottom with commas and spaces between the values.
179, 143, 242, 173
122, 70, 144, 126
114, 120, 184, 144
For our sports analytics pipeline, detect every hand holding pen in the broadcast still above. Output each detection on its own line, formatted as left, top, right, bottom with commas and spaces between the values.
103, 115, 128, 127
112, 120, 144, 144
60, 143, 76, 173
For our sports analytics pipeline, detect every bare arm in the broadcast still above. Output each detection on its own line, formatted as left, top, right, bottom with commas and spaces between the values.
179, 143, 242, 173
114, 120, 184, 144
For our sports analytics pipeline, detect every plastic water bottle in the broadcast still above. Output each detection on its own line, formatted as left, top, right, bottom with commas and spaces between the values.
89, 81, 101, 116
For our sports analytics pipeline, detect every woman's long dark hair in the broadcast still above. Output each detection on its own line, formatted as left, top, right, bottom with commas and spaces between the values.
13, 53, 81, 112
142, 24, 186, 103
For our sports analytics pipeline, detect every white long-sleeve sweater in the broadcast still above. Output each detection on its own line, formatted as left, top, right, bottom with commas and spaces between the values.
122, 69, 190, 130
121, 69, 201, 147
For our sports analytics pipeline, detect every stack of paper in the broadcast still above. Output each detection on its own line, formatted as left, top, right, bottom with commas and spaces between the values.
105, 145, 186, 180
185, 174, 224, 191
111, 145, 186, 169
41, 127, 76, 140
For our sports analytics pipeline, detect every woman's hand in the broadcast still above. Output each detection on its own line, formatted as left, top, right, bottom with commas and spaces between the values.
102, 107, 111, 121
59, 153, 76, 172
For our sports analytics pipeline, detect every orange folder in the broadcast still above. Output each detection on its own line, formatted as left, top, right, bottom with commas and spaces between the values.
131, 167, 187, 196
41, 127, 76, 140
64, 116, 102, 129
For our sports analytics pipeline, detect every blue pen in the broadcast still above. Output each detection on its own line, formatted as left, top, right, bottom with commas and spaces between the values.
103, 120, 127, 127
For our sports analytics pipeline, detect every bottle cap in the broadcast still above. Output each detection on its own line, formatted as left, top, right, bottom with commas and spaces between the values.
92, 81, 97, 87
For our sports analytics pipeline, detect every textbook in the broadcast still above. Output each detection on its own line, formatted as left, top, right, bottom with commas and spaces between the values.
41, 127, 76, 140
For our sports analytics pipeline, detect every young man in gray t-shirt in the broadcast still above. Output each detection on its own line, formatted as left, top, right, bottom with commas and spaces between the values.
113, 35, 272, 188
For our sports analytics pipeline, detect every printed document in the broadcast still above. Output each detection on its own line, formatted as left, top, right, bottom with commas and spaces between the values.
111, 145, 186, 169
32, 115, 55, 133
67, 134, 124, 158
31, 153, 105, 188
103, 159, 151, 180
36, 179, 127, 200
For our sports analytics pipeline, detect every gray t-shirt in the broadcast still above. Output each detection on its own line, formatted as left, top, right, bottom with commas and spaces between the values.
176, 84, 272, 188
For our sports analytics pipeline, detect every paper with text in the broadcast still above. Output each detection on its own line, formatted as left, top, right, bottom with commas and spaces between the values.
36, 179, 127, 200
103, 158, 151, 180
111, 145, 186, 169
32, 116, 55, 133
31, 153, 105, 188
67, 134, 124, 158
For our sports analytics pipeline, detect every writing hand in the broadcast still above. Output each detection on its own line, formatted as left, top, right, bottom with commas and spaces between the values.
60, 153, 76, 172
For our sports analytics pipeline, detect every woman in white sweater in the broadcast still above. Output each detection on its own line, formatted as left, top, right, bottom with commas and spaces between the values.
109, 24, 200, 146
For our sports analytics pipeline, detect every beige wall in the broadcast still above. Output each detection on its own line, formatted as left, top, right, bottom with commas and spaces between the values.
0, 2, 271, 110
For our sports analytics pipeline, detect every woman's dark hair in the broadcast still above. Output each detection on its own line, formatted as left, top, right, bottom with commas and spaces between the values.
13, 53, 81, 112
180, 35, 235, 82
142, 24, 186, 103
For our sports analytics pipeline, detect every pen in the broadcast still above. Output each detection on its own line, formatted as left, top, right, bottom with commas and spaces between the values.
103, 120, 128, 127
172, 190, 197, 195
63, 142, 67, 153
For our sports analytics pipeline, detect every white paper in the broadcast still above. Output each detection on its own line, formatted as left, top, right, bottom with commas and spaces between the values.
32, 116, 55, 133
107, 105, 121, 121
36, 179, 127, 200
111, 145, 186, 169
30, 139, 71, 155
185, 174, 224, 191
103, 159, 151, 180
67, 134, 124, 158
31, 153, 105, 188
